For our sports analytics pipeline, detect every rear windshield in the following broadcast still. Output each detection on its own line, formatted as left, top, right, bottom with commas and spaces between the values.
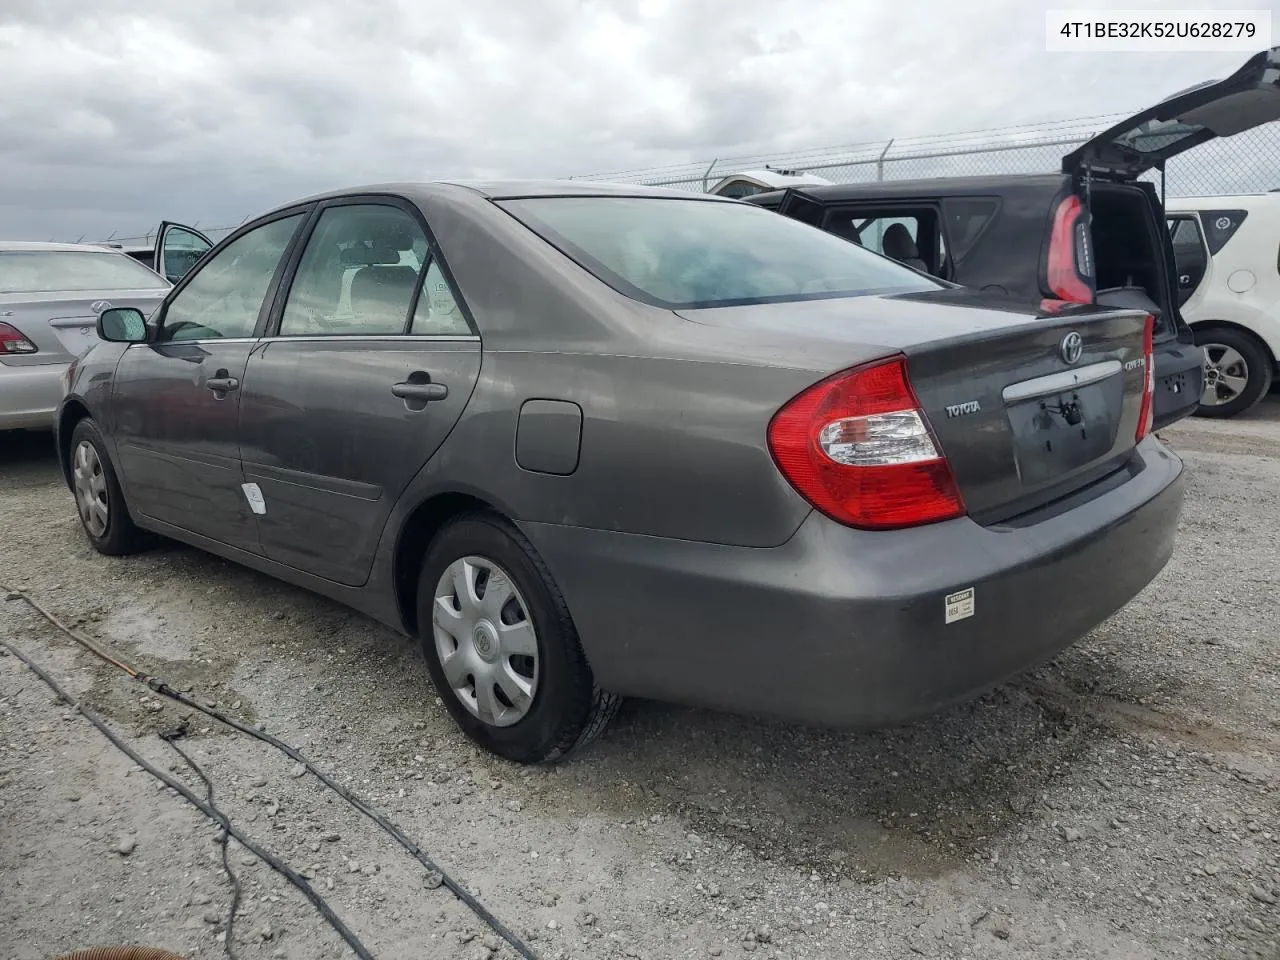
0, 250, 168, 294
498, 196, 942, 309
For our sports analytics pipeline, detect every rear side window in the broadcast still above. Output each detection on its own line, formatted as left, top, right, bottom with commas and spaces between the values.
280, 204, 427, 337
1198, 209, 1249, 255
941, 197, 999, 262
499, 197, 941, 310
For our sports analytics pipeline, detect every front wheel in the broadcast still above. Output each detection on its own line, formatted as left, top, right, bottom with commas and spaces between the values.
416, 513, 619, 763
68, 418, 150, 556
1194, 326, 1274, 418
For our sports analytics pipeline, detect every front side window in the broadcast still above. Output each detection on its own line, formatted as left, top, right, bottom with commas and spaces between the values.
160, 214, 303, 342
279, 204, 427, 337
499, 197, 940, 310
160, 226, 213, 283
0, 250, 168, 294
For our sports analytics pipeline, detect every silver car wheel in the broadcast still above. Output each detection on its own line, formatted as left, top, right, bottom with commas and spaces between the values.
432, 555, 540, 728
73, 440, 109, 538
1201, 342, 1250, 406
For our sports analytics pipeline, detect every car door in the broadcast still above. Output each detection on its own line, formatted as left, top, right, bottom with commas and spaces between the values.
154, 221, 215, 284
1166, 214, 1210, 306
237, 198, 481, 587
110, 211, 307, 552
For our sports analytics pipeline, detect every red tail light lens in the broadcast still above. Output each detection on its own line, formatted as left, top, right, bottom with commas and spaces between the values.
0, 322, 38, 355
1136, 314, 1155, 441
1047, 195, 1093, 304
767, 356, 966, 530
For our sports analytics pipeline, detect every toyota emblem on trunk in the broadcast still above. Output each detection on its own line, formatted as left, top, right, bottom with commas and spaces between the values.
1060, 331, 1083, 365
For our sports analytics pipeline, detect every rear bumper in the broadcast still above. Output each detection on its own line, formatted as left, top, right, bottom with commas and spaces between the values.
0, 362, 65, 430
522, 437, 1184, 727
1152, 338, 1204, 430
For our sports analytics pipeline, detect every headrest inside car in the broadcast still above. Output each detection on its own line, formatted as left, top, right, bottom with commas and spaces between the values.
339, 242, 402, 267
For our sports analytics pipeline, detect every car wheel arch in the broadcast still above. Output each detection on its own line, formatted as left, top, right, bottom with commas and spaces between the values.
392, 490, 505, 636
1191, 319, 1279, 372
57, 399, 93, 490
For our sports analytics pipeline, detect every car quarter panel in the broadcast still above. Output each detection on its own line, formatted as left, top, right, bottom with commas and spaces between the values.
392, 188, 828, 548
519, 436, 1184, 724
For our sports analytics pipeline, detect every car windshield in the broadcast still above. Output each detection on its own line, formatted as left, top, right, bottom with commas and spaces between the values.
0, 250, 168, 294
498, 196, 942, 309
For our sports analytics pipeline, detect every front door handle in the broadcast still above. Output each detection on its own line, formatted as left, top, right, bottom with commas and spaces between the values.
206, 376, 240, 393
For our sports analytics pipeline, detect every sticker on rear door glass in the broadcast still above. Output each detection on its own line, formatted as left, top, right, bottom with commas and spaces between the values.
945, 587, 975, 624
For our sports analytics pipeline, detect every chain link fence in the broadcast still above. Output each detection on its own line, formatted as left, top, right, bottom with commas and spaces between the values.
85, 114, 1280, 246
574, 114, 1280, 198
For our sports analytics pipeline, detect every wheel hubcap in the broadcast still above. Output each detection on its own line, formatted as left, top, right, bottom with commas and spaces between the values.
432, 556, 539, 727
72, 440, 109, 537
1201, 343, 1250, 406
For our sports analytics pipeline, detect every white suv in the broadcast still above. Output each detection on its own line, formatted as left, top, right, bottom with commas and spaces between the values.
1166, 193, 1280, 417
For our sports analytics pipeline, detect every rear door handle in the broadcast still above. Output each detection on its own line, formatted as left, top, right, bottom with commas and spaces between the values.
391, 380, 448, 402
206, 376, 240, 393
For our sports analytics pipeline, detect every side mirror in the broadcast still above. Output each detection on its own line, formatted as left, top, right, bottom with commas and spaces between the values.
97, 307, 149, 343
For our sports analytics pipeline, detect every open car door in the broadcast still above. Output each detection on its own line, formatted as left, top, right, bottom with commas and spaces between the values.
1062, 46, 1280, 180
154, 221, 214, 283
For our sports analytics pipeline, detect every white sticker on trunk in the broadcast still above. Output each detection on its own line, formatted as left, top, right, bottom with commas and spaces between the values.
945, 587, 975, 624
241, 482, 267, 516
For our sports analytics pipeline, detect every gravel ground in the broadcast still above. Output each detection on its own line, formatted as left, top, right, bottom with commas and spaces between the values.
1, 401, 1278, 960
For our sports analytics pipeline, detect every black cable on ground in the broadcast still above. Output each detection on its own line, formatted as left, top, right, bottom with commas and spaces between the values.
2, 587, 540, 960
159, 719, 242, 960
0, 633, 376, 960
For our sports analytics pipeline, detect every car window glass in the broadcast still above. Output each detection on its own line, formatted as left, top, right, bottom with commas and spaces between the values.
1167, 217, 1204, 247
160, 227, 212, 283
159, 214, 303, 342
410, 260, 472, 336
500, 197, 941, 310
941, 197, 998, 262
0, 250, 168, 294
280, 205, 427, 337
857, 216, 920, 256
1198, 209, 1249, 255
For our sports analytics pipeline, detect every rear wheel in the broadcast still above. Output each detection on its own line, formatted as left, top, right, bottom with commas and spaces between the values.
69, 418, 150, 556
416, 513, 619, 763
1194, 326, 1273, 418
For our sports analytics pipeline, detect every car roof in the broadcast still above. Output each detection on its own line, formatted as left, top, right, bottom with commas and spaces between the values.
749, 173, 1069, 206
0, 240, 123, 253
279, 179, 734, 211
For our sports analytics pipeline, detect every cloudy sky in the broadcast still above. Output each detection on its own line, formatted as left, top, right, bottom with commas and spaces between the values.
0, 0, 1270, 241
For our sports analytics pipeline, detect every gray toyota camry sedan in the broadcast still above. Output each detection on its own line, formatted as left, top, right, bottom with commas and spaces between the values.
55, 181, 1185, 763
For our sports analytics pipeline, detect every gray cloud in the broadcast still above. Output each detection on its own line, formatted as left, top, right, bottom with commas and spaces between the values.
0, 0, 1267, 240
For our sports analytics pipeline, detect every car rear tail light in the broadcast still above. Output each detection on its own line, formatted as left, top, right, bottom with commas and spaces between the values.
1136, 314, 1155, 441
767, 356, 966, 530
1047, 195, 1094, 304
0, 322, 38, 354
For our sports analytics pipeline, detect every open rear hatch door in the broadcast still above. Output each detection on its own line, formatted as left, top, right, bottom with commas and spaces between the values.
1062, 45, 1280, 180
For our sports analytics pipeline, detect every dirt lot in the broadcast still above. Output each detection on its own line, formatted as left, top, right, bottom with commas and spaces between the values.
2, 401, 1278, 960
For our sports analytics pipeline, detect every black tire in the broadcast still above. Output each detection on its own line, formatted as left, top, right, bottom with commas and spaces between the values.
415, 512, 620, 764
68, 418, 150, 556
1193, 325, 1274, 419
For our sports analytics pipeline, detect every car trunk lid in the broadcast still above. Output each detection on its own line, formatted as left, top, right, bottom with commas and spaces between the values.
0, 292, 166, 362
1062, 45, 1280, 180
676, 288, 1153, 526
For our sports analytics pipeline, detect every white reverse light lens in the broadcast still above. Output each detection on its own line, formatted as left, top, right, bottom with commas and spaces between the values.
817, 410, 940, 466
